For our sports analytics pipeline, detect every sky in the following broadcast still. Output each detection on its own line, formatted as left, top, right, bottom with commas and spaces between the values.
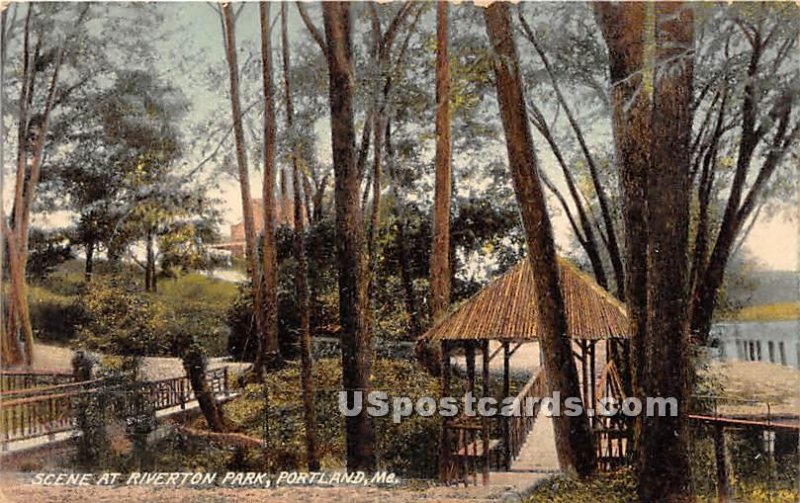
5, 2, 799, 272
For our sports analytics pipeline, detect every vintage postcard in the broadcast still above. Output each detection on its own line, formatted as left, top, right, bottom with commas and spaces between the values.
0, 2, 797, 502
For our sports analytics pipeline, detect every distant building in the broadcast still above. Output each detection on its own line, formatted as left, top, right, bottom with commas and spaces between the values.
713, 319, 800, 369
211, 197, 295, 258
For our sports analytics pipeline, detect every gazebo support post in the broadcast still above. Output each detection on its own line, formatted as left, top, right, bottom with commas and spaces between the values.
580, 340, 588, 405
589, 340, 597, 429
439, 340, 451, 483
482, 340, 490, 485
503, 340, 511, 470
466, 342, 476, 396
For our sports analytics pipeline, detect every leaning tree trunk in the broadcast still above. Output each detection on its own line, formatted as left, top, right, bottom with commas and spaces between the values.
281, 2, 320, 471
638, 3, 694, 501
321, 1, 376, 472
182, 349, 226, 432
222, 3, 267, 376
258, 2, 280, 368
484, 2, 595, 479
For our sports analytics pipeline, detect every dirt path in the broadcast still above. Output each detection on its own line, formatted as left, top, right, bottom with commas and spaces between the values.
25, 344, 249, 382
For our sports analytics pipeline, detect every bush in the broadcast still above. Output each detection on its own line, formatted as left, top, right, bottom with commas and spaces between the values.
214, 358, 440, 477
226, 278, 301, 362
28, 285, 86, 344
526, 470, 636, 503
77, 279, 171, 364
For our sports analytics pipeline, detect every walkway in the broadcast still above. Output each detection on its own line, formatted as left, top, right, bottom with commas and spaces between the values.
0, 389, 239, 456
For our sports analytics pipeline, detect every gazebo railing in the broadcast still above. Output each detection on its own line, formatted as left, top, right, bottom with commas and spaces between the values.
507, 368, 546, 462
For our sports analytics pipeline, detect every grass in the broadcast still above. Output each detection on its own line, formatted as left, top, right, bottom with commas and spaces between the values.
155, 272, 238, 306
724, 301, 800, 322
526, 471, 636, 503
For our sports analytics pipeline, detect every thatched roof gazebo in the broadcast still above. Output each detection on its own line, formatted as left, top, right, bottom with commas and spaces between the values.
422, 257, 628, 343
426, 257, 630, 485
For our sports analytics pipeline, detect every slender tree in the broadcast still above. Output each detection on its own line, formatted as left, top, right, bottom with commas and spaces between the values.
483, 2, 595, 478
1, 4, 74, 366
221, 4, 268, 376
430, 0, 452, 323
318, 1, 376, 472
688, 6, 800, 344
280, 2, 320, 471
259, 2, 280, 368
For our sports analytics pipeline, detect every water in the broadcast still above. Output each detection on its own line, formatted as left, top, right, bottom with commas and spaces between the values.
711, 320, 800, 368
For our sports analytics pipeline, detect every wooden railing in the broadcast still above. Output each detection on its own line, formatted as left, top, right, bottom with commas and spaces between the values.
506, 369, 546, 463
1, 367, 230, 447
0, 370, 74, 394
445, 416, 490, 486
0, 378, 106, 400
442, 368, 547, 485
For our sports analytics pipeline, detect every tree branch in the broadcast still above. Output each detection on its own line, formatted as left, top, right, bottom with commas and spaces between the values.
295, 2, 326, 54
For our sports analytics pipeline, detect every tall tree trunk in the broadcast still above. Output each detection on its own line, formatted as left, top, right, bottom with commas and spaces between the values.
321, 1, 376, 472
417, 0, 452, 376
2, 4, 66, 366
281, 2, 319, 471
638, 4, 694, 501
593, 1, 651, 427
222, 4, 267, 377
259, 2, 280, 368
484, 2, 595, 479
1, 227, 29, 366
366, 112, 382, 299
430, 0, 452, 323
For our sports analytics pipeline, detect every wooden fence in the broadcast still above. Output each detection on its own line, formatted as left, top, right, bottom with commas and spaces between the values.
0, 367, 229, 448
0, 370, 74, 394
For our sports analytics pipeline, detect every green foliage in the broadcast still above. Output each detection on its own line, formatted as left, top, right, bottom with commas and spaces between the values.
27, 284, 86, 344
25, 229, 75, 280
216, 358, 439, 477
27, 262, 235, 356
526, 470, 637, 503
77, 279, 170, 369
686, 426, 799, 503
726, 302, 800, 322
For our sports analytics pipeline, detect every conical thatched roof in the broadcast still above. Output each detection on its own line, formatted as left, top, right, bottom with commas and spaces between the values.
422, 257, 629, 342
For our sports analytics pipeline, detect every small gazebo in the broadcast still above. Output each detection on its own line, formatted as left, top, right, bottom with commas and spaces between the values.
421, 257, 630, 484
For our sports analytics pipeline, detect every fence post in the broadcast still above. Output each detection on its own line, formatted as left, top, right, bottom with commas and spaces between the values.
223, 367, 229, 397
713, 424, 729, 503
48, 397, 56, 442
503, 341, 511, 471
179, 380, 186, 411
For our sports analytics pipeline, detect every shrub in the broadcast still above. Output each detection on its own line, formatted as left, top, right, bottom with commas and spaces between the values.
215, 358, 440, 477
77, 279, 171, 365
28, 285, 85, 344
526, 470, 636, 503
